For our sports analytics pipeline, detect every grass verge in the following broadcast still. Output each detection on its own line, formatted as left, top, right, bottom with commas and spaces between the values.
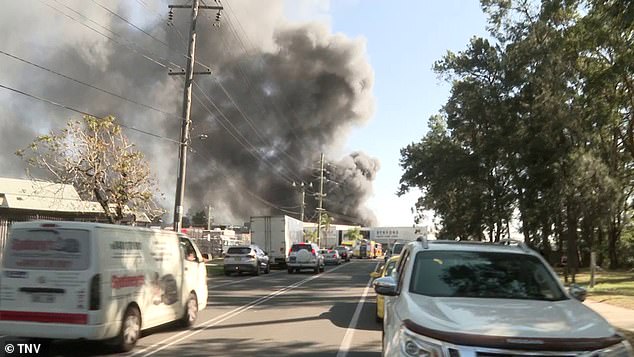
558, 269, 634, 310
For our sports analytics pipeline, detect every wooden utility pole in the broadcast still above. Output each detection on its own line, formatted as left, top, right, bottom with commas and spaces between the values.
169, 1, 222, 231
316, 153, 325, 247
207, 205, 214, 230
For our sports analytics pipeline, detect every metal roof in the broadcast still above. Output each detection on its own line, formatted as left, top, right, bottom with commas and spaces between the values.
0, 177, 151, 222
0, 177, 102, 213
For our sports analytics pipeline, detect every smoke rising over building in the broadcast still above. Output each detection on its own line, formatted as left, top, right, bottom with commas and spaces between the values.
0, 0, 379, 225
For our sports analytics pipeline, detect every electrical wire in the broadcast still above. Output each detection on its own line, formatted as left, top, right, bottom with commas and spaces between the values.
191, 83, 300, 184
220, 0, 305, 142
188, 143, 299, 216
0, 83, 180, 145
39, 0, 178, 70
0, 50, 183, 122
88, 0, 306, 182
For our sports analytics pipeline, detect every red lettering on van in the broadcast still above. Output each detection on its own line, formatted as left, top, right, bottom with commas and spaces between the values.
111, 275, 145, 289
11, 239, 54, 251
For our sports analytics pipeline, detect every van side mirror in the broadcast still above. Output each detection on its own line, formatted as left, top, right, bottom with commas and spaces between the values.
374, 276, 398, 296
569, 284, 587, 302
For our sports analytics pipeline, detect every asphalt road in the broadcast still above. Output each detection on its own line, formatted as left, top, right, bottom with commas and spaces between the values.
1, 260, 382, 357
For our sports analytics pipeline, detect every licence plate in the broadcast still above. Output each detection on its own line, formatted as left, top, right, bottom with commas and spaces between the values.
234, 257, 241, 261
32, 293, 55, 303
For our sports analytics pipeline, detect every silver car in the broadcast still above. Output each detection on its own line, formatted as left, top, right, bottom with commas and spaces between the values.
287, 243, 324, 274
223, 245, 270, 276
375, 238, 632, 356
319, 249, 341, 265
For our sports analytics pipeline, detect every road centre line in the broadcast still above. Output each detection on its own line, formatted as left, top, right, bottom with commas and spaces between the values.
137, 263, 351, 357
336, 262, 380, 357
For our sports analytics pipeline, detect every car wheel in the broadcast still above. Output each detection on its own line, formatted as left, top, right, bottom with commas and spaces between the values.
265, 263, 271, 274
116, 305, 141, 352
254, 261, 260, 276
313, 266, 319, 274
181, 292, 198, 327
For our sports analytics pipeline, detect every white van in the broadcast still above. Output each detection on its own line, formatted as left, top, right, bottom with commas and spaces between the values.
0, 221, 208, 351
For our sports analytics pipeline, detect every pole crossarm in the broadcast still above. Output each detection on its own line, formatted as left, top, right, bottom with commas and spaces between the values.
169, 5, 223, 10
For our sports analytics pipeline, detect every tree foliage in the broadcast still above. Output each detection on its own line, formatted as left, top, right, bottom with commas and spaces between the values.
16, 115, 165, 224
400, 0, 634, 272
344, 227, 363, 241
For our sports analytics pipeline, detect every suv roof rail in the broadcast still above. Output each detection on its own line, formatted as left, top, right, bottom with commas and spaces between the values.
415, 236, 429, 249
496, 238, 531, 253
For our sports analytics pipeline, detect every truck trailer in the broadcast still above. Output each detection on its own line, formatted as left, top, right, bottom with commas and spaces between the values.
250, 215, 304, 267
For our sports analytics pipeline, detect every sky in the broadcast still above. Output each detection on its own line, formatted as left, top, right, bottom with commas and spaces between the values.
284, 0, 490, 226
0, 0, 490, 228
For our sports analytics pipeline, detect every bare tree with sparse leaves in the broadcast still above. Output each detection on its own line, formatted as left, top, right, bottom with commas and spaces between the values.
16, 115, 165, 224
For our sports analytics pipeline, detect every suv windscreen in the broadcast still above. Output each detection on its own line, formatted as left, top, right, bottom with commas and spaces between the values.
409, 251, 566, 301
392, 243, 404, 255
291, 244, 312, 252
227, 247, 251, 255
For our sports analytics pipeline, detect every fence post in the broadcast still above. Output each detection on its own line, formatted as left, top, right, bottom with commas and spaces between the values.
590, 251, 596, 288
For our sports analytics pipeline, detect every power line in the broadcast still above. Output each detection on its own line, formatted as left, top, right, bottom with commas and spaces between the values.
39, 0, 179, 70
221, 0, 305, 142
191, 82, 300, 184
0, 49, 183, 122
90, 0, 172, 49
0, 83, 180, 145
189, 144, 299, 216
77, 0, 304, 182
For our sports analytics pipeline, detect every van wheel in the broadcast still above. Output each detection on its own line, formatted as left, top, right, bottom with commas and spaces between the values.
116, 306, 141, 352
181, 293, 198, 327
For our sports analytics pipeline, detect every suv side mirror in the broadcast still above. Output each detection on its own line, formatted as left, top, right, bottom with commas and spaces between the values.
569, 284, 587, 302
374, 276, 398, 296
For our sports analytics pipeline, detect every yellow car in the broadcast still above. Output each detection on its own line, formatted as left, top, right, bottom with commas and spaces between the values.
369, 255, 400, 322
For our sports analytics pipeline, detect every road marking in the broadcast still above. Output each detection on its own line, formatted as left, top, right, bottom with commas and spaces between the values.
336, 262, 379, 357
209, 270, 285, 289
135, 263, 350, 356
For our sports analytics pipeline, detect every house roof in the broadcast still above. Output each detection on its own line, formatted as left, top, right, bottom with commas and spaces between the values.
0, 177, 151, 222
0, 177, 102, 213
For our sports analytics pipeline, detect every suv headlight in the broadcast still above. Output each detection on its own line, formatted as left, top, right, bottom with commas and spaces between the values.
399, 325, 444, 357
598, 340, 632, 357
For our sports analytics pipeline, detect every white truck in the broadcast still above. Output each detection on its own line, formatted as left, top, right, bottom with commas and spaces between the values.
250, 215, 304, 267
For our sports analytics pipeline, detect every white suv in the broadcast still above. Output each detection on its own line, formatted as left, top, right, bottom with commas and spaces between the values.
287, 243, 324, 274
374, 238, 632, 356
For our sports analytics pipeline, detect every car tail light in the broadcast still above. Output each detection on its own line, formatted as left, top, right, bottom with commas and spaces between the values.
288, 248, 292, 255
89, 274, 100, 310
311, 249, 316, 255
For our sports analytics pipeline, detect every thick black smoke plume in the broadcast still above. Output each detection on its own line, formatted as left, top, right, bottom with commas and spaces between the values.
0, 0, 378, 226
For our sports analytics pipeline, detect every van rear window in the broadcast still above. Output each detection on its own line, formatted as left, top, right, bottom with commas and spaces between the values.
3, 229, 90, 271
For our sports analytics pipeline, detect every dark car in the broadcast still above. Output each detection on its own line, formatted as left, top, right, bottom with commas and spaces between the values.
333, 246, 351, 262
